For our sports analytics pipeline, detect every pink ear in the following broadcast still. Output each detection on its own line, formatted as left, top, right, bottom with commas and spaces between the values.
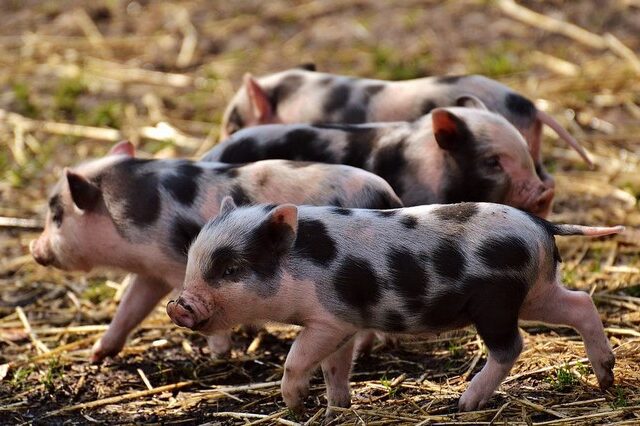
432, 109, 466, 151
243, 73, 273, 123
109, 140, 135, 157
270, 204, 298, 233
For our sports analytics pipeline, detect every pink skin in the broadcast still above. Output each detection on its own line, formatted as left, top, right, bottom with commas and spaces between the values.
171, 268, 615, 414
226, 72, 592, 194
169, 203, 618, 414
427, 108, 554, 217
33, 143, 398, 361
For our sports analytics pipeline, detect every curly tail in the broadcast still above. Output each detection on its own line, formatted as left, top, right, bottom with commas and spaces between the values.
551, 224, 624, 237
537, 110, 593, 167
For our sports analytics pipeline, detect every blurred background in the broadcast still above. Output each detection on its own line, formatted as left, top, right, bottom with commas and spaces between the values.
0, 1, 639, 424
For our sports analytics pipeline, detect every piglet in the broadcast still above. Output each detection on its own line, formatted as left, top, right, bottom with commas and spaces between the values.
30, 141, 402, 362
205, 106, 555, 217
169, 197, 620, 417
221, 68, 592, 186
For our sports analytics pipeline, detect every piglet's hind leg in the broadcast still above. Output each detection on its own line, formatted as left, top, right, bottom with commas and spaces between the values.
520, 283, 615, 390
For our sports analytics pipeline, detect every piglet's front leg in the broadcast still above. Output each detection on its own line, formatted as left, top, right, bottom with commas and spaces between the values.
322, 336, 355, 419
91, 274, 171, 362
282, 325, 355, 415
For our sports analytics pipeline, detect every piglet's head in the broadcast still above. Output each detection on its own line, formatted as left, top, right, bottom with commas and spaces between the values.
432, 107, 554, 218
220, 73, 282, 139
167, 197, 298, 333
30, 141, 136, 271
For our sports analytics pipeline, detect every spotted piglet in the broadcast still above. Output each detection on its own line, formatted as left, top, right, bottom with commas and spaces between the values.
30, 141, 402, 362
221, 68, 592, 186
205, 106, 555, 217
169, 198, 620, 416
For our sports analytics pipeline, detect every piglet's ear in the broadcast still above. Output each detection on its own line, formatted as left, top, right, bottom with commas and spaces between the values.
432, 108, 471, 151
266, 204, 298, 254
456, 95, 488, 111
219, 196, 237, 216
243, 73, 273, 124
66, 169, 102, 211
108, 140, 135, 157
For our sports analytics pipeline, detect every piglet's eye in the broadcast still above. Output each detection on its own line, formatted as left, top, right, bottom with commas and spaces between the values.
223, 265, 239, 277
484, 155, 502, 171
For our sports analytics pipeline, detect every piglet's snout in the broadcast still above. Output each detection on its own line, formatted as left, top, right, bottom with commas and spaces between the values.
167, 295, 211, 330
166, 297, 197, 329
529, 186, 554, 218
30, 238, 54, 266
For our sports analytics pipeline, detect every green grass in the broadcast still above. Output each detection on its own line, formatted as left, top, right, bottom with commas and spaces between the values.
80, 101, 124, 128
371, 46, 432, 80
11, 366, 34, 388
611, 385, 628, 408
466, 41, 525, 78
40, 357, 62, 393
380, 374, 399, 398
54, 77, 87, 118
12, 82, 39, 117
547, 365, 578, 391
83, 280, 116, 305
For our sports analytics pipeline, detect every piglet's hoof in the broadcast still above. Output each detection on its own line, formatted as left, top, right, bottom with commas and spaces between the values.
90, 337, 123, 363
206, 333, 232, 357
598, 356, 616, 391
458, 390, 489, 412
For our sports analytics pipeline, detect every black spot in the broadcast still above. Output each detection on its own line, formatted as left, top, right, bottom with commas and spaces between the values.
262, 204, 278, 212
331, 207, 352, 216
432, 239, 466, 280
363, 188, 403, 210
420, 100, 437, 115
226, 107, 244, 135
439, 118, 504, 204
343, 128, 376, 168
364, 83, 385, 98
477, 236, 531, 269
383, 310, 406, 332
433, 203, 478, 223
244, 216, 296, 281
333, 256, 380, 320
218, 137, 260, 163
279, 128, 331, 161
311, 123, 355, 130
464, 275, 526, 363
375, 209, 398, 218
105, 159, 161, 227
505, 93, 536, 120
202, 245, 241, 285
372, 141, 407, 197
293, 219, 337, 266
341, 106, 366, 123
436, 75, 464, 84
318, 76, 334, 86
324, 84, 351, 113
229, 185, 252, 206
420, 289, 470, 328
296, 63, 316, 71
269, 74, 304, 110
400, 215, 418, 229
212, 163, 241, 178
330, 198, 343, 207
48, 195, 64, 227
387, 248, 428, 312
169, 216, 203, 259
161, 162, 202, 206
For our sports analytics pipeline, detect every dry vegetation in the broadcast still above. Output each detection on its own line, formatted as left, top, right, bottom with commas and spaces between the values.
1, 0, 639, 424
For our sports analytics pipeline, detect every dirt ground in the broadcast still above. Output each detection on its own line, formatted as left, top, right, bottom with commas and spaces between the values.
1, 0, 640, 424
